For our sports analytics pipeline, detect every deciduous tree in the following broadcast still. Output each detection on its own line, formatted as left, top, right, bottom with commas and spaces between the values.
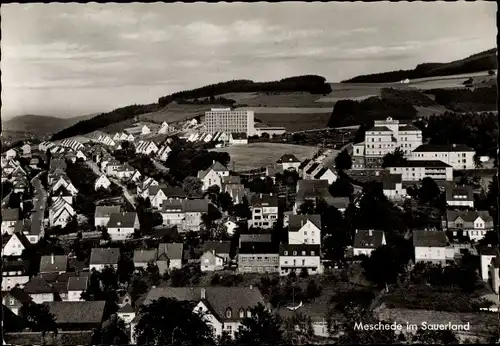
235, 303, 283, 345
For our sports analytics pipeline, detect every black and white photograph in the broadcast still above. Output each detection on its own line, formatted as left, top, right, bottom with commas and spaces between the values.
1, 2, 498, 345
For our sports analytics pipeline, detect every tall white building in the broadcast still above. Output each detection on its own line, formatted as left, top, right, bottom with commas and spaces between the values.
363, 117, 422, 167
204, 108, 256, 136
410, 144, 475, 170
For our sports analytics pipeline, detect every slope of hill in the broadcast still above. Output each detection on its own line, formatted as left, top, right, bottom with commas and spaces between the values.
51, 75, 332, 140
342, 48, 497, 83
2, 113, 97, 135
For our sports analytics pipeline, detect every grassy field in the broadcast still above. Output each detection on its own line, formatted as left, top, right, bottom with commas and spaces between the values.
238, 106, 333, 114
256, 113, 331, 132
210, 143, 318, 171
139, 103, 217, 124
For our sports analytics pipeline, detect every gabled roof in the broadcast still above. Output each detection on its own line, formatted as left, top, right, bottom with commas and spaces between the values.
288, 214, 322, 233
305, 162, 320, 175
40, 255, 68, 273
239, 242, 278, 254
222, 175, 241, 185
298, 159, 312, 170
203, 241, 231, 255
161, 200, 184, 212
388, 160, 452, 168
250, 193, 278, 207
107, 212, 138, 228
367, 126, 393, 132
158, 243, 184, 261
239, 233, 272, 244
412, 230, 448, 248
3, 232, 32, 250
446, 185, 473, 201
67, 275, 89, 291
118, 303, 135, 314
95, 205, 121, 218
277, 154, 300, 164
133, 249, 158, 263
211, 161, 229, 172
279, 244, 321, 255
413, 144, 475, 153
446, 210, 493, 223
90, 247, 120, 265
24, 276, 55, 294
353, 230, 385, 249
5, 287, 32, 305
183, 199, 209, 213
2, 208, 20, 222
44, 301, 106, 325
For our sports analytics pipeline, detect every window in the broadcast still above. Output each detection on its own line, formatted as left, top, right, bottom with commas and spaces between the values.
302, 251, 306, 256
225, 308, 232, 318
284, 251, 288, 256
293, 251, 297, 255
247, 310, 251, 318
302, 259, 305, 266
239, 309, 245, 318
311, 251, 315, 256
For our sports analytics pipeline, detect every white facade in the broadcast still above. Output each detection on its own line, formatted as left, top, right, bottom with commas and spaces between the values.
414, 246, 446, 265
2, 275, 29, 291
251, 205, 278, 229
94, 175, 111, 191
282, 161, 301, 171
200, 169, 223, 191
30, 293, 54, 304
288, 220, 321, 245
204, 108, 256, 136
67, 289, 85, 302
89, 263, 118, 272
108, 226, 135, 241
2, 220, 18, 234
388, 164, 453, 181
410, 146, 475, 170
1, 234, 29, 257
279, 254, 322, 276
481, 253, 498, 281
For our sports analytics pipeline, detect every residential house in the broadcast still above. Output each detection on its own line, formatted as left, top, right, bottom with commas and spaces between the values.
387, 160, 453, 181
410, 144, 475, 170
157, 243, 184, 273
61, 138, 84, 151
129, 169, 142, 184
89, 248, 120, 271
330, 197, 350, 213
157, 145, 172, 161
133, 249, 158, 270
2, 260, 30, 291
135, 141, 159, 155
446, 185, 474, 208
149, 185, 187, 209
107, 212, 139, 241
489, 257, 499, 294
353, 229, 387, 257
141, 286, 266, 339
294, 179, 332, 213
118, 293, 132, 308
49, 198, 75, 228
104, 159, 121, 177
222, 175, 242, 190
94, 205, 121, 227
161, 200, 185, 227
229, 133, 248, 145
137, 177, 159, 198
287, 214, 322, 245
115, 164, 135, 180
201, 241, 231, 272
265, 165, 284, 183
21, 143, 32, 156
117, 304, 136, 325
1, 232, 32, 257
66, 274, 89, 302
45, 300, 106, 331
312, 166, 338, 184
197, 161, 230, 191
1, 208, 20, 234
302, 161, 321, 180
158, 122, 170, 134
94, 174, 112, 191
51, 175, 78, 195
51, 186, 74, 205
238, 242, 279, 274
443, 210, 494, 241
5, 148, 18, 159
239, 233, 272, 247
279, 244, 322, 276
39, 141, 55, 152
183, 199, 209, 231
382, 174, 406, 201
249, 193, 278, 229
276, 154, 301, 171
226, 186, 248, 205
40, 254, 68, 274
224, 219, 238, 236
413, 230, 449, 265
75, 150, 87, 161
479, 246, 500, 281
24, 276, 57, 304
2, 287, 33, 315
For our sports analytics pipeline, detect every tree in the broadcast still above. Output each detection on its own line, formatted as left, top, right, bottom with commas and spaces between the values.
170, 268, 189, 287
183, 176, 203, 197
117, 256, 135, 284
298, 200, 315, 215
305, 279, 321, 300
235, 303, 283, 345
134, 297, 214, 345
130, 277, 149, 305
361, 245, 405, 289
382, 147, 407, 168
412, 328, 458, 344
99, 314, 129, 345
218, 192, 233, 212
335, 149, 352, 171
19, 302, 58, 336
146, 263, 161, 286
299, 267, 309, 278
282, 312, 314, 345
328, 177, 354, 197
418, 177, 441, 204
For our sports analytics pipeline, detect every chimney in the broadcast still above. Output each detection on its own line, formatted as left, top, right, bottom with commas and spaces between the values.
201, 288, 206, 299
51, 254, 55, 264
369, 230, 373, 236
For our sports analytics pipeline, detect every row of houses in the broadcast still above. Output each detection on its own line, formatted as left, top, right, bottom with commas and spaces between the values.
185, 131, 249, 145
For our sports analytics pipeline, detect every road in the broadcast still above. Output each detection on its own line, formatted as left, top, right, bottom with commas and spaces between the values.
31, 172, 48, 236
85, 160, 136, 210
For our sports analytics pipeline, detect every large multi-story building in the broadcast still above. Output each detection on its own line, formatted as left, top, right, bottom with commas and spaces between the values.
387, 160, 453, 181
354, 117, 423, 168
409, 144, 476, 170
204, 108, 256, 136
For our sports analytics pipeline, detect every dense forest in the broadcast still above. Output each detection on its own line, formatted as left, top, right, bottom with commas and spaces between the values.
380, 88, 438, 107
51, 75, 332, 141
423, 86, 497, 112
342, 48, 497, 83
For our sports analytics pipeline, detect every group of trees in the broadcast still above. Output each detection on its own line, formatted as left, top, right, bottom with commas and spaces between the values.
381, 147, 407, 168
425, 86, 497, 112
176, 96, 236, 106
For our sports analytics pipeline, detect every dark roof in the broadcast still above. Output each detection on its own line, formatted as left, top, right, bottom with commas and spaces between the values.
298, 158, 311, 170
231, 132, 248, 140
288, 214, 322, 232
5, 287, 32, 305
329, 197, 350, 210
94, 205, 121, 218
24, 276, 55, 294
279, 244, 321, 256
39, 255, 68, 273
211, 161, 229, 172
67, 276, 89, 291
412, 230, 448, 247
158, 243, 183, 260
446, 210, 493, 223
118, 303, 135, 314
313, 167, 330, 179
479, 246, 500, 256
305, 162, 320, 174
144, 287, 265, 322
266, 165, 284, 177
446, 185, 473, 201
413, 144, 475, 152
277, 154, 300, 164
239, 242, 278, 254
183, 199, 209, 213
249, 193, 278, 207
399, 124, 420, 131
353, 230, 385, 249
297, 179, 329, 192
387, 160, 452, 168
382, 174, 403, 190
222, 175, 241, 185
239, 233, 272, 244
133, 249, 158, 263
90, 248, 120, 265
367, 126, 392, 132
160, 185, 187, 198
203, 241, 231, 255
45, 301, 106, 325
161, 199, 183, 212
2, 208, 20, 222
2, 259, 29, 273
107, 212, 137, 228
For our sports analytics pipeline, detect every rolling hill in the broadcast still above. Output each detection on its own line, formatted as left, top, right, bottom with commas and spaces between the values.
2, 113, 98, 135
342, 48, 497, 83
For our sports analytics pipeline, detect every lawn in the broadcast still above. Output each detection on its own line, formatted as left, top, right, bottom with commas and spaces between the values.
210, 143, 318, 171
256, 113, 332, 132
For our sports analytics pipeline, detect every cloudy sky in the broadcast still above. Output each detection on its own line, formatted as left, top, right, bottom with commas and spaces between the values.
1, 2, 496, 119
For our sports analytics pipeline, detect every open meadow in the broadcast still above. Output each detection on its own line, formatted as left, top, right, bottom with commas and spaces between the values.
210, 142, 318, 171
256, 113, 331, 132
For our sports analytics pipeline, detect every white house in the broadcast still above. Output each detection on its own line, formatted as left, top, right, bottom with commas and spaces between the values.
133, 249, 158, 270
23, 277, 56, 304
353, 229, 387, 257
66, 274, 90, 302
387, 160, 453, 181
1, 232, 32, 257
413, 230, 448, 265
117, 304, 136, 325
480, 247, 499, 281
410, 144, 476, 170
75, 150, 87, 161
287, 214, 322, 245
197, 161, 230, 191
149, 185, 187, 209
2, 261, 30, 291
49, 198, 76, 228
89, 248, 120, 271
443, 210, 494, 242
279, 244, 322, 276
276, 154, 301, 171
141, 125, 151, 135
1, 208, 20, 234
94, 174, 112, 191
160, 200, 185, 227
311, 166, 337, 184
224, 220, 238, 236
250, 193, 279, 229
446, 185, 474, 208
94, 205, 121, 227
21, 143, 31, 156
135, 141, 159, 155
115, 164, 135, 180
5, 148, 18, 159
157, 243, 184, 273
107, 212, 139, 241
158, 122, 170, 134
382, 174, 406, 201
51, 175, 78, 196
157, 145, 172, 162
229, 133, 248, 145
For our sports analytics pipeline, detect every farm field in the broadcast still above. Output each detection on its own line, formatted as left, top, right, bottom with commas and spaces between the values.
256, 113, 331, 132
407, 71, 496, 90
210, 143, 318, 171
139, 103, 217, 124
239, 107, 333, 114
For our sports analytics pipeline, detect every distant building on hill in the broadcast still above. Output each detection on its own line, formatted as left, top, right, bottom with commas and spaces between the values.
203, 108, 256, 136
